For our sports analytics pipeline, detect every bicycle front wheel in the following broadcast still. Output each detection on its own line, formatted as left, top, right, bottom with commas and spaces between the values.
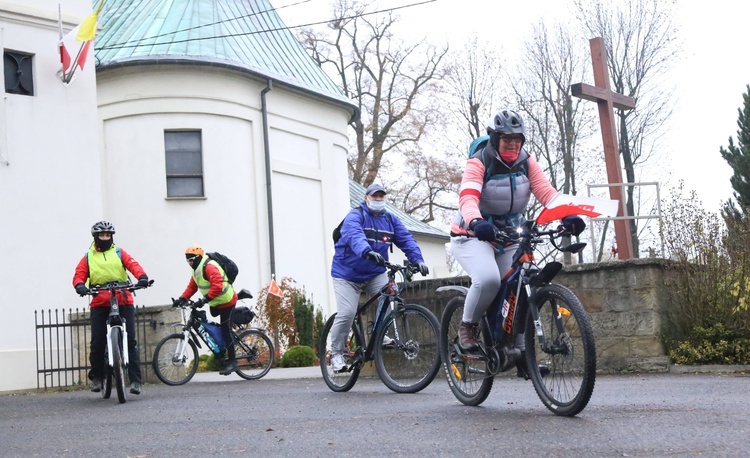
525, 283, 596, 417
102, 352, 112, 399
110, 327, 127, 403
234, 329, 274, 380
319, 313, 362, 392
374, 304, 440, 393
152, 333, 199, 386
439, 296, 494, 406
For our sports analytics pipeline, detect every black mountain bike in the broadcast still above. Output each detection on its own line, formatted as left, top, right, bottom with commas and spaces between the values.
319, 261, 441, 393
439, 216, 596, 416
85, 280, 153, 404
152, 289, 274, 385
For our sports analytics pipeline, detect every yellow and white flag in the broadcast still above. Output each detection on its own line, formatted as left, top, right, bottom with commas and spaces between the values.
57, 1, 104, 85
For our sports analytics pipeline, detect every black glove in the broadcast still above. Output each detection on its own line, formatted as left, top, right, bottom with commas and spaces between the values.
194, 297, 209, 308
417, 262, 429, 276
470, 219, 495, 242
562, 216, 586, 236
136, 275, 149, 287
172, 297, 187, 308
75, 283, 89, 296
366, 251, 385, 266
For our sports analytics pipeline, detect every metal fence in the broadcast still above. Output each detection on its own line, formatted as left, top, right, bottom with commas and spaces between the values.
34, 306, 156, 389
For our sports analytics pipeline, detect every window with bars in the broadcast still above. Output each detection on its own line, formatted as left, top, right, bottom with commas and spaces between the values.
165, 130, 204, 198
4, 51, 34, 96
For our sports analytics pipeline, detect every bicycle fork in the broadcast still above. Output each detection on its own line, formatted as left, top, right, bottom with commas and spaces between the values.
171, 330, 192, 363
106, 323, 129, 367
527, 286, 572, 356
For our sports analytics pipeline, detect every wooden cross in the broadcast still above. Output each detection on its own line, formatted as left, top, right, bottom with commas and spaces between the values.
571, 37, 636, 260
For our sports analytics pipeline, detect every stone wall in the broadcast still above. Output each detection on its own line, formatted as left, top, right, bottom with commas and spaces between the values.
70, 306, 184, 384
399, 259, 674, 373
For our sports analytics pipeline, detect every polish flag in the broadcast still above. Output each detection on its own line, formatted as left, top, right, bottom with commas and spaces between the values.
536, 193, 620, 225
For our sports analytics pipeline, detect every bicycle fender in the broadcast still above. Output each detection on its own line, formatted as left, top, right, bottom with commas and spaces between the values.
436, 285, 469, 295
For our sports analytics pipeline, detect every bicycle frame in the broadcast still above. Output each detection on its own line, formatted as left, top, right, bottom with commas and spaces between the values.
168, 301, 264, 361
345, 263, 414, 369
440, 221, 580, 375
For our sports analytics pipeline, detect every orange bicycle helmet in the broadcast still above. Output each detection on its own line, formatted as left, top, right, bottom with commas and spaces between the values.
185, 245, 205, 257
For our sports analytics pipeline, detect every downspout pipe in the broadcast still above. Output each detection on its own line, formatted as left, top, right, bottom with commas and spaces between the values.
261, 79, 276, 277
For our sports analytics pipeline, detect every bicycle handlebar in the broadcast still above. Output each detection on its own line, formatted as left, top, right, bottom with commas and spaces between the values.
491, 220, 583, 253
85, 279, 154, 296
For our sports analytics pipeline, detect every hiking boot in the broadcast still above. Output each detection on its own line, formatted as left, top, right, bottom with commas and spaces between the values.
90, 378, 102, 393
129, 381, 142, 395
516, 352, 550, 380
458, 321, 480, 351
219, 360, 238, 376
381, 336, 395, 348
331, 354, 347, 372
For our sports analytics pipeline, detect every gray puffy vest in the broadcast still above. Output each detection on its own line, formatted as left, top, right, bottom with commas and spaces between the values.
454, 141, 530, 231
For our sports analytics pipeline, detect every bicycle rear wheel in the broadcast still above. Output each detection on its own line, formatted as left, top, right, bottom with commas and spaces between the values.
110, 327, 127, 404
439, 296, 494, 406
374, 304, 440, 393
319, 313, 362, 392
234, 329, 274, 380
152, 333, 199, 386
525, 284, 596, 417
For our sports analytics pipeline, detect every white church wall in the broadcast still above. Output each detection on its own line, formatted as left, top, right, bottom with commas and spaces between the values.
96, 65, 353, 322
0, 1, 101, 391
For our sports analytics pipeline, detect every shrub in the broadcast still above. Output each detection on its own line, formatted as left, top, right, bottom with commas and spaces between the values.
661, 184, 750, 365
278, 345, 316, 368
667, 324, 750, 365
196, 353, 222, 372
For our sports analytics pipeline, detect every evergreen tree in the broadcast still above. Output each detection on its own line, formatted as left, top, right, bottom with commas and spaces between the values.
720, 84, 750, 209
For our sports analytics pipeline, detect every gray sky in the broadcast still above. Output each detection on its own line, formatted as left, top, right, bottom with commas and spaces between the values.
276, 0, 747, 211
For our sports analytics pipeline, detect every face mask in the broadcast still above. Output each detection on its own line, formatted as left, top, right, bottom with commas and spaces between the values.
368, 199, 386, 212
187, 255, 202, 270
95, 237, 113, 251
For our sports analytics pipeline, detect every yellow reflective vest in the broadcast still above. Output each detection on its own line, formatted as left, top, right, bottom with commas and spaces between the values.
192, 257, 234, 307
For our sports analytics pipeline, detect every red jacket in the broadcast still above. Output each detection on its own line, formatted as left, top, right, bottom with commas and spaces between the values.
72, 246, 147, 308
180, 262, 237, 309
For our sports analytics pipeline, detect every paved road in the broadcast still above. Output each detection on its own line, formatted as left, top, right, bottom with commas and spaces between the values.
2, 370, 750, 457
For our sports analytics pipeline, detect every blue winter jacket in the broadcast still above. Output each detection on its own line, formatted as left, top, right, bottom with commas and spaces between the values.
331, 202, 425, 282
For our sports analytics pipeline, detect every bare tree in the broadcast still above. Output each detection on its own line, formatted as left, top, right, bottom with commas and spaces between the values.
384, 149, 463, 224
298, 0, 448, 188
505, 22, 600, 262
513, 21, 597, 195
575, 0, 679, 257
442, 35, 504, 142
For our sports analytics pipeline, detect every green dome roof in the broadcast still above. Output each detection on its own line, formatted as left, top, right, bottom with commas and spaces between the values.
94, 0, 353, 108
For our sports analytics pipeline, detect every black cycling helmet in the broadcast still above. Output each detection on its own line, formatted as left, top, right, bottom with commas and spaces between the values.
486, 109, 526, 145
91, 220, 116, 236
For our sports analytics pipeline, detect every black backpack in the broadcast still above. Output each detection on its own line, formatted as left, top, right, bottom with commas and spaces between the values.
332, 208, 363, 243
203, 251, 239, 284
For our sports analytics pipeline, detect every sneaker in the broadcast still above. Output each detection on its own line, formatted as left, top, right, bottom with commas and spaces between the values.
219, 360, 238, 376
90, 378, 102, 393
129, 381, 142, 395
331, 353, 347, 372
381, 336, 395, 348
516, 352, 550, 380
458, 321, 480, 351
